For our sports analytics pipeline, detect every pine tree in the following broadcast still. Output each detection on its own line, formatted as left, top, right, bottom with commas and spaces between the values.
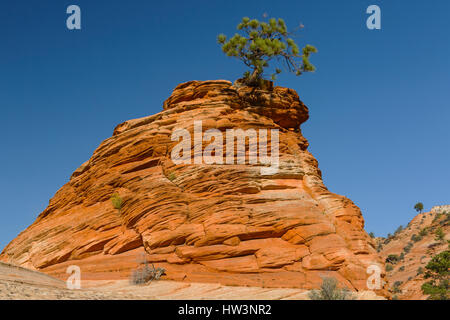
414, 202, 424, 213
218, 17, 317, 86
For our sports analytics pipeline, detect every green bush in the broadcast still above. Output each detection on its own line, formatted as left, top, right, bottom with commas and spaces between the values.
308, 277, 355, 300
411, 234, 422, 242
419, 228, 428, 237
110, 192, 123, 213
421, 250, 449, 300
386, 264, 394, 272
386, 254, 400, 264
392, 281, 403, 294
394, 225, 404, 236
167, 172, 177, 182
435, 228, 445, 242
403, 242, 414, 254
218, 16, 317, 85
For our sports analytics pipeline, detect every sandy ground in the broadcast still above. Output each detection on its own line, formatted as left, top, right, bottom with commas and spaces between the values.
0, 262, 383, 300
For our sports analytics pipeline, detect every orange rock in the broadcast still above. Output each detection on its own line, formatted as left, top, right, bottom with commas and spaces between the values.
0, 80, 387, 294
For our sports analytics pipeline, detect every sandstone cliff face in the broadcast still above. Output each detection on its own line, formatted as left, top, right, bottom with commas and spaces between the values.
379, 206, 449, 299
0, 80, 385, 292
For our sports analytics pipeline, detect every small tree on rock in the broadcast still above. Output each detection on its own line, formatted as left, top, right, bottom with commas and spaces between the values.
217, 17, 317, 86
414, 202, 424, 213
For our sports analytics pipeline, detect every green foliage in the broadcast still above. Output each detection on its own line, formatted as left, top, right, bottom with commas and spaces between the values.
399, 266, 405, 272
411, 234, 422, 242
417, 267, 424, 275
403, 242, 414, 254
376, 242, 383, 252
419, 227, 428, 237
308, 277, 355, 300
110, 192, 123, 211
414, 202, 424, 213
369, 232, 375, 238
218, 17, 317, 86
435, 227, 445, 242
385, 264, 394, 272
386, 254, 400, 264
167, 172, 177, 182
421, 250, 449, 300
393, 281, 403, 294
394, 225, 404, 235
424, 251, 449, 277
433, 212, 443, 223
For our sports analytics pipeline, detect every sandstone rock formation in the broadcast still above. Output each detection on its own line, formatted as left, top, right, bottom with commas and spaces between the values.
378, 206, 449, 299
0, 80, 386, 293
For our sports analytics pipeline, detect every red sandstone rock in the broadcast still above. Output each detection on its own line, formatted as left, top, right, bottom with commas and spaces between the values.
0, 80, 387, 295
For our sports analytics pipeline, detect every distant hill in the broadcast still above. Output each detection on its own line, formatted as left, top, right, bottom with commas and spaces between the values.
378, 206, 449, 299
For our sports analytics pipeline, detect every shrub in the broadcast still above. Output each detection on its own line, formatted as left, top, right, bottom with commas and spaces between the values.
421, 250, 449, 300
385, 264, 394, 272
130, 254, 166, 285
377, 243, 383, 252
130, 265, 154, 285
435, 228, 445, 242
110, 192, 123, 214
399, 266, 405, 272
441, 212, 450, 226
417, 267, 424, 275
411, 234, 422, 242
369, 232, 375, 238
419, 228, 428, 237
394, 225, 403, 236
386, 254, 400, 264
308, 277, 355, 300
403, 242, 414, 254
167, 172, 177, 181
433, 212, 442, 223
392, 281, 403, 294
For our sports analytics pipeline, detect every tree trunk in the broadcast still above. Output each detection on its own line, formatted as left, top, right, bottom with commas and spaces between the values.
247, 68, 260, 86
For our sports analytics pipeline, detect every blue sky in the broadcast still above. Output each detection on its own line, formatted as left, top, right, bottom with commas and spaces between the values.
1, 0, 449, 249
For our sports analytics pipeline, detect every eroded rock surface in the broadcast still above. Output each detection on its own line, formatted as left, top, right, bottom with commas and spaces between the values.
0, 80, 386, 293
379, 206, 449, 299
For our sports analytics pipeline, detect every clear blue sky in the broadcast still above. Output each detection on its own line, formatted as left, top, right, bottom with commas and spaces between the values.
1, 0, 449, 250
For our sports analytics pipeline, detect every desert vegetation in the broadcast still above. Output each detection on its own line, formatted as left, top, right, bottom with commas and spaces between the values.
110, 192, 123, 215
414, 202, 424, 213
130, 254, 166, 285
218, 16, 317, 86
421, 250, 449, 300
308, 277, 355, 300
